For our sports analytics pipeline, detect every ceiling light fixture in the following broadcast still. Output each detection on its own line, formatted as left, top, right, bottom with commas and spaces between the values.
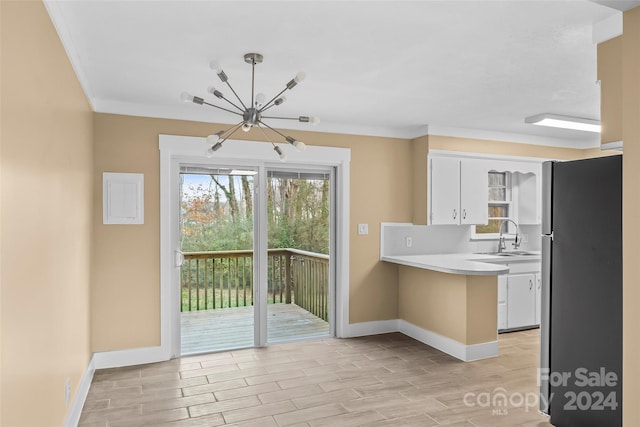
524, 113, 601, 133
181, 53, 319, 162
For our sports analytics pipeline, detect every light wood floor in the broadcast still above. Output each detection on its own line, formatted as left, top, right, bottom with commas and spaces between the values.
181, 304, 330, 355
79, 329, 553, 427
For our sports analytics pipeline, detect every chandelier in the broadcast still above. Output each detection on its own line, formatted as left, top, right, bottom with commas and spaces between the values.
181, 53, 319, 161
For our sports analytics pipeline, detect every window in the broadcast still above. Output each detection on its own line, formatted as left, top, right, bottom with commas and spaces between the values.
474, 171, 511, 236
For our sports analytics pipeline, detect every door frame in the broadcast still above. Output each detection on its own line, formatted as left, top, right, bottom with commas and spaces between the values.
159, 135, 351, 358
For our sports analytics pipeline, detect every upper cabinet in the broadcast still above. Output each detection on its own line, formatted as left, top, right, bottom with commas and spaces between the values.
429, 157, 488, 225
428, 152, 542, 227
598, 36, 623, 145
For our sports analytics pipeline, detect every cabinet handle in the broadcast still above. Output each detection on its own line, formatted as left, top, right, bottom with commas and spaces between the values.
453, 209, 457, 220
529, 280, 533, 290
537, 279, 541, 290
462, 209, 467, 220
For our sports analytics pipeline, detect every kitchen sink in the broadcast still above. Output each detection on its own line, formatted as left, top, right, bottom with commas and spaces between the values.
475, 251, 539, 257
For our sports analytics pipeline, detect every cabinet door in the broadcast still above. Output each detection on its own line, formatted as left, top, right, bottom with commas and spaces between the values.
535, 273, 542, 325
429, 157, 460, 225
507, 273, 536, 329
460, 159, 488, 225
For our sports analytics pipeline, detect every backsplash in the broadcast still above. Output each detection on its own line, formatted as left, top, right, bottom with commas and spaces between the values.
381, 222, 542, 257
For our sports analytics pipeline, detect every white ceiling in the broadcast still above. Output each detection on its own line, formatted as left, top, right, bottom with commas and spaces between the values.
45, 1, 635, 149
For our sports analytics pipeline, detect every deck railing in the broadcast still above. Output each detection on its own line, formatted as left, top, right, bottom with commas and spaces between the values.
180, 248, 329, 321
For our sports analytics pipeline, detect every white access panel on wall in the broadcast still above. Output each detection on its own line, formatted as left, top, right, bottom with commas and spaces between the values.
103, 172, 144, 224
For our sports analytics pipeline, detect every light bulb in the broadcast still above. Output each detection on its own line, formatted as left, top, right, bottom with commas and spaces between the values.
242, 123, 252, 132
274, 97, 286, 106
309, 116, 320, 125
294, 71, 306, 83
180, 91, 194, 103
207, 86, 216, 95
206, 147, 216, 158
293, 140, 306, 152
206, 134, 220, 145
209, 60, 222, 74
255, 93, 266, 106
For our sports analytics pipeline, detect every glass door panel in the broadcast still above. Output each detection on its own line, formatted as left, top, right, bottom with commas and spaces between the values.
179, 167, 256, 354
265, 169, 332, 342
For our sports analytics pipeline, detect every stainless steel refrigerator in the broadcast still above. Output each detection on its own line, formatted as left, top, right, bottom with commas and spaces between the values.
540, 155, 622, 426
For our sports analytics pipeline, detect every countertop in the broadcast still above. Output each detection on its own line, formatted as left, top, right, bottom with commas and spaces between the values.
381, 252, 541, 276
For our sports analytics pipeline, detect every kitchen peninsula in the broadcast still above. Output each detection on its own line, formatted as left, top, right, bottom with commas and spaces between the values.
380, 223, 541, 362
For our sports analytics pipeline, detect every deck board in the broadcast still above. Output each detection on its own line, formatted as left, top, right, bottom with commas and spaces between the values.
180, 303, 330, 355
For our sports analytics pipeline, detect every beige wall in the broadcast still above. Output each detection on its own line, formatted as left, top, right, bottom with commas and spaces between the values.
0, 2, 94, 426
622, 7, 640, 426
411, 135, 429, 225
398, 267, 497, 345
598, 36, 623, 145
92, 114, 412, 351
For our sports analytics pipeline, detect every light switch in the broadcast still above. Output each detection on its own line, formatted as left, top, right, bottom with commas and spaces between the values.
358, 224, 369, 235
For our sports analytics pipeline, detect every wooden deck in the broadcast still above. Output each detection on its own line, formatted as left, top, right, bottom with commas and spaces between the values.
180, 303, 330, 355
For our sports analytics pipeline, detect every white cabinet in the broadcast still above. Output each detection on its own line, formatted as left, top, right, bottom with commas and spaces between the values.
498, 261, 541, 332
460, 160, 489, 225
507, 273, 536, 329
429, 157, 488, 225
513, 168, 541, 225
429, 157, 460, 225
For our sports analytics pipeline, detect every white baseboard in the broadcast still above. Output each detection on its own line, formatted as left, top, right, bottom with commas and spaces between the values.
93, 345, 170, 370
64, 355, 95, 427
349, 319, 400, 337
398, 319, 498, 362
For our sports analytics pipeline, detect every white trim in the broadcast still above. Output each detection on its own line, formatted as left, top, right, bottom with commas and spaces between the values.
348, 319, 498, 362
592, 11, 623, 44
428, 149, 549, 164
398, 319, 498, 362
64, 356, 95, 427
427, 125, 599, 150
602, 140, 623, 151
159, 135, 351, 351
348, 320, 400, 337
92, 346, 169, 370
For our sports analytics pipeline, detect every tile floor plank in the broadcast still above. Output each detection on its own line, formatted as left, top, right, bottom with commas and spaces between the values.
79, 330, 554, 426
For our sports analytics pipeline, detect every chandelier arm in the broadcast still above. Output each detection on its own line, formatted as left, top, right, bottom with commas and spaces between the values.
260, 116, 300, 121
257, 120, 289, 140
256, 124, 279, 149
258, 87, 289, 113
224, 81, 248, 111
215, 92, 247, 114
202, 101, 244, 116
218, 121, 246, 144
260, 103, 278, 113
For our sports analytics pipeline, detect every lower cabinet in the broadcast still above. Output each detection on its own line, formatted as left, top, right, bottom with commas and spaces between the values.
506, 273, 536, 329
497, 261, 541, 332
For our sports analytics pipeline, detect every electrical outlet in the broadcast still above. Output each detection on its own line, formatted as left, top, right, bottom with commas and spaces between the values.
65, 378, 71, 405
406, 237, 413, 248
358, 224, 368, 235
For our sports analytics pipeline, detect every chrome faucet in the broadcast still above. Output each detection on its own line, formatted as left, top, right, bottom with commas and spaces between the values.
498, 219, 520, 253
